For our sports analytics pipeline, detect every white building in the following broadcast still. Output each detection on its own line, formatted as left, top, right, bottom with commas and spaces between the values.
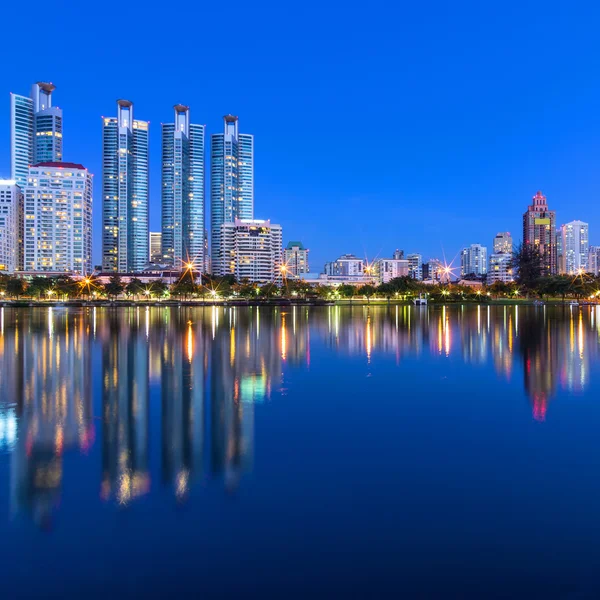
493, 232, 513, 254
0, 181, 21, 274
220, 219, 282, 283
460, 244, 487, 278
324, 254, 364, 276
24, 162, 93, 275
559, 220, 589, 274
149, 231, 162, 264
488, 253, 514, 284
283, 241, 310, 277
588, 246, 600, 276
406, 253, 423, 280
374, 258, 409, 283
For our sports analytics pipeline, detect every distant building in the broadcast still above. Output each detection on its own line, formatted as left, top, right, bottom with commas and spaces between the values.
488, 253, 514, 284
406, 253, 423, 280
523, 191, 556, 275
0, 180, 21, 273
24, 162, 93, 275
423, 258, 444, 281
374, 258, 409, 283
102, 100, 149, 273
324, 254, 364, 276
588, 246, 600, 276
220, 219, 282, 283
283, 241, 310, 277
461, 244, 487, 278
559, 220, 589, 274
393, 249, 404, 259
556, 229, 563, 273
149, 232, 162, 264
493, 232, 513, 254
11, 82, 63, 188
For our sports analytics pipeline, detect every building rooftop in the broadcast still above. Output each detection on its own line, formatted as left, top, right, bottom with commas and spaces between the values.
32, 161, 87, 170
286, 241, 305, 250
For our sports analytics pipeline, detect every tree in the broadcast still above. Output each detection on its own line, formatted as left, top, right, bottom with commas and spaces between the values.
511, 243, 543, 290
126, 277, 145, 299
171, 279, 197, 300
358, 284, 376, 304
337, 284, 355, 301
105, 275, 125, 299
149, 280, 168, 299
6, 277, 26, 299
28, 276, 53, 300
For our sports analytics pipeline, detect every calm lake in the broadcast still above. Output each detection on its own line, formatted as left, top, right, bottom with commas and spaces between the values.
1, 304, 600, 598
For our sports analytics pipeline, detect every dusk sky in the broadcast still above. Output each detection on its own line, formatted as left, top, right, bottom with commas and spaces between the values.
1, 0, 599, 271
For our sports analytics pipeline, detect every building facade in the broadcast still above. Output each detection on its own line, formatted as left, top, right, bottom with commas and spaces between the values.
523, 191, 557, 276
0, 181, 21, 274
493, 232, 513, 254
488, 253, 514, 284
558, 220, 589, 274
220, 219, 282, 283
374, 258, 409, 283
102, 100, 149, 273
588, 246, 600, 276
10, 83, 63, 188
24, 162, 93, 274
406, 253, 423, 280
283, 241, 309, 277
161, 105, 205, 270
211, 115, 254, 275
149, 232, 162, 264
461, 244, 488, 278
324, 254, 364, 276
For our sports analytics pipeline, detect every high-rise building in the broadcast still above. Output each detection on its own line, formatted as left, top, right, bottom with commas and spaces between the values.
210, 115, 254, 275
461, 244, 488, 278
523, 191, 556, 275
488, 254, 514, 284
220, 219, 282, 283
588, 246, 600, 276
406, 253, 423, 280
24, 162, 93, 274
10, 83, 63, 188
559, 220, 589, 274
283, 241, 310, 277
393, 249, 404, 259
161, 105, 205, 270
493, 232, 513, 254
374, 258, 409, 283
102, 100, 149, 273
324, 254, 364, 276
0, 180, 21, 274
423, 258, 444, 281
149, 231, 162, 264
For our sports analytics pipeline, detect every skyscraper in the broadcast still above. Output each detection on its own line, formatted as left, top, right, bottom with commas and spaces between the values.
161, 105, 205, 270
283, 241, 310, 276
102, 100, 149, 273
588, 246, 600, 276
460, 244, 488, 278
493, 232, 513, 254
523, 191, 556, 276
24, 162, 93, 274
10, 83, 63, 188
406, 253, 423, 280
0, 180, 21, 274
149, 231, 162, 264
559, 220, 589, 274
211, 115, 254, 275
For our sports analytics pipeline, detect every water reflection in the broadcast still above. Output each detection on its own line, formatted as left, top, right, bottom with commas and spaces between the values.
1, 304, 600, 526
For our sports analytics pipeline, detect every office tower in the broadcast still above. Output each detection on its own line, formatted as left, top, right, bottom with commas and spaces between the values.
423, 258, 444, 281
149, 231, 162, 264
556, 229, 564, 274
460, 244, 488, 278
220, 219, 282, 283
393, 249, 404, 259
493, 232, 513, 254
283, 241, 310, 276
102, 100, 149, 273
211, 115, 254, 275
161, 105, 205, 270
406, 253, 423, 280
374, 258, 409, 283
523, 191, 556, 275
559, 220, 589, 274
488, 254, 514, 284
10, 82, 63, 188
588, 246, 600, 276
0, 180, 21, 273
23, 162, 93, 274
324, 254, 364, 276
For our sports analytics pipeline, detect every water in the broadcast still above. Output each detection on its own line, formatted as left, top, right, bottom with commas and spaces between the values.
1, 304, 600, 598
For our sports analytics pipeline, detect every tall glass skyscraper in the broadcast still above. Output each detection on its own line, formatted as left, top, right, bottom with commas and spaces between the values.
210, 115, 253, 275
102, 100, 149, 273
161, 105, 205, 270
10, 83, 63, 188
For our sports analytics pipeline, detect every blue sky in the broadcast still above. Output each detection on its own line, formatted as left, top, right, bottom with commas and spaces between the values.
1, 0, 599, 271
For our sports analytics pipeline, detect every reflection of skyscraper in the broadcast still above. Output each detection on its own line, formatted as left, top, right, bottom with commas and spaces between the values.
101, 310, 150, 504
161, 317, 205, 499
